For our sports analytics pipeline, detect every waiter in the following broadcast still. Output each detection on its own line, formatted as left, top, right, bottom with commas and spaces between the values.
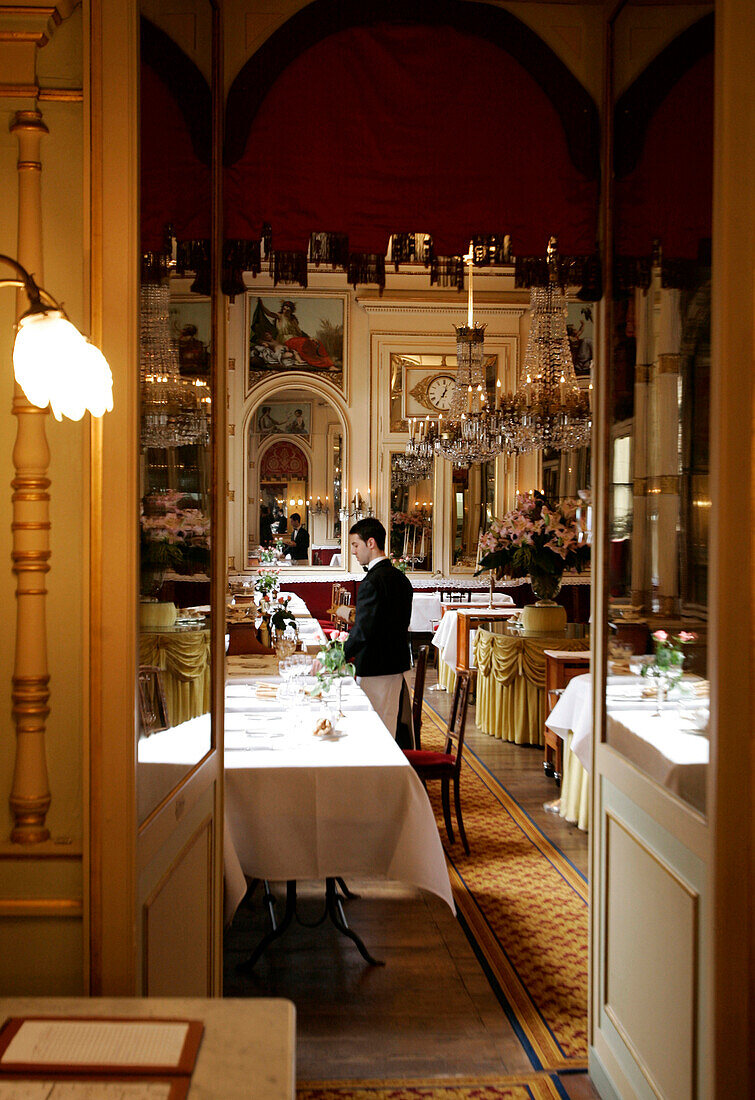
285, 512, 310, 562
344, 517, 413, 738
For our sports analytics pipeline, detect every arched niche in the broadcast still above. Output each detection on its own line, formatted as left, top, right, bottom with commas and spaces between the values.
244, 374, 350, 567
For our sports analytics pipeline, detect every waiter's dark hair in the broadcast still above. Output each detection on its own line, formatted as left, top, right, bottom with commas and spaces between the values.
290, 512, 301, 522
350, 517, 386, 550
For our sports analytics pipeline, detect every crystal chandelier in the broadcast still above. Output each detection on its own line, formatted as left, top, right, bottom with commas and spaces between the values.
498, 239, 592, 453
139, 283, 211, 449
406, 247, 507, 470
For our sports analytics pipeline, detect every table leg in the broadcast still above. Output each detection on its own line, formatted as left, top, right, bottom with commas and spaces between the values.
237, 879, 383, 969
325, 878, 385, 966
236, 880, 297, 973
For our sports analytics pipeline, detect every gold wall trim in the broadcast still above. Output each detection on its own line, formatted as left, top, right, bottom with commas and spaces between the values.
17, 159, 41, 170
0, 29, 47, 42
38, 87, 83, 101
657, 353, 682, 374
633, 476, 647, 496
635, 363, 651, 383
646, 476, 680, 494
0, 82, 38, 96
0, 897, 82, 917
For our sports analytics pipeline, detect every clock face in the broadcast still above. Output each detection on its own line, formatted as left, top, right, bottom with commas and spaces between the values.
426, 374, 456, 411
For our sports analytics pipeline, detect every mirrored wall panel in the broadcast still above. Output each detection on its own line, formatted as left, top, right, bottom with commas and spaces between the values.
605, 2, 712, 815
137, 2, 215, 824
390, 452, 433, 571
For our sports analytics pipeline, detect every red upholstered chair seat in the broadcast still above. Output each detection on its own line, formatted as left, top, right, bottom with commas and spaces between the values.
404, 749, 454, 768
404, 670, 472, 854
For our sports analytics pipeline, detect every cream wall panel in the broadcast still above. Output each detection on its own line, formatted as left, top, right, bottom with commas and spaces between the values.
142, 817, 214, 997
0, 915, 83, 995
605, 814, 697, 1099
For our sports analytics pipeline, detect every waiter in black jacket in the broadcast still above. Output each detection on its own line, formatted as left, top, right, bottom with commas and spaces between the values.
285, 512, 310, 562
344, 517, 413, 738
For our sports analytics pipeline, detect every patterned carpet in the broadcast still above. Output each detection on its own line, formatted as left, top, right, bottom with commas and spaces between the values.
419, 702, 588, 1073
297, 1074, 569, 1099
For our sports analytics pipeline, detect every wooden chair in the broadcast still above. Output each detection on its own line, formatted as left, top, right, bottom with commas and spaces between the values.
138, 665, 170, 735
411, 644, 429, 749
404, 671, 472, 854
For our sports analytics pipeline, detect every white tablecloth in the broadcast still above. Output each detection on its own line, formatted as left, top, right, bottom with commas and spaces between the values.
223, 676, 454, 919
410, 592, 442, 632
432, 602, 517, 671
545, 673, 709, 813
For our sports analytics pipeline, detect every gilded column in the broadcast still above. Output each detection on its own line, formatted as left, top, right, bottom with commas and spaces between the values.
8, 108, 52, 843
630, 284, 652, 608
654, 287, 682, 616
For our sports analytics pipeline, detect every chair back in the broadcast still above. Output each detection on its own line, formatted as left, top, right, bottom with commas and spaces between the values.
412, 645, 429, 749
445, 670, 471, 771
445, 591, 466, 603
138, 665, 169, 735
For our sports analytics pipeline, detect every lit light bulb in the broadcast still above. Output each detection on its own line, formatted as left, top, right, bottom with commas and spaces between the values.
13, 310, 114, 420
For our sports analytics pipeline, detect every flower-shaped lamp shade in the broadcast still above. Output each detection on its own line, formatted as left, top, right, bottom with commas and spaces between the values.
13, 310, 114, 421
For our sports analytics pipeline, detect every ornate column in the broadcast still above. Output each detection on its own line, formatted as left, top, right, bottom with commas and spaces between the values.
654, 287, 682, 616
631, 284, 652, 608
8, 108, 52, 843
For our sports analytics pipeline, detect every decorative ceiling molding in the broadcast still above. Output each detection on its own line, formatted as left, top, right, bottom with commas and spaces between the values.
0, 0, 81, 96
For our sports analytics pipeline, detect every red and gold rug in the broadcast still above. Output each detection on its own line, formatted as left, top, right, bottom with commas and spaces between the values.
420, 703, 588, 1073
297, 1074, 568, 1099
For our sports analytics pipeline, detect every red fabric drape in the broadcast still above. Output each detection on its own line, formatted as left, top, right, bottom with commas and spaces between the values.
140, 63, 211, 252
615, 52, 713, 262
224, 23, 598, 257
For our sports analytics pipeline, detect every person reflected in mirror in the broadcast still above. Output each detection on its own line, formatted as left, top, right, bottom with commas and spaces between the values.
284, 512, 309, 562
345, 518, 413, 742
274, 507, 288, 535
259, 505, 274, 547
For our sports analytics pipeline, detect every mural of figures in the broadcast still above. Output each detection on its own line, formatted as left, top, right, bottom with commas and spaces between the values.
248, 295, 344, 391
169, 298, 211, 377
255, 402, 311, 438
566, 303, 594, 377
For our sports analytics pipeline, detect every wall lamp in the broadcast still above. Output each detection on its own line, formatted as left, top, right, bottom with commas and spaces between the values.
0, 253, 113, 419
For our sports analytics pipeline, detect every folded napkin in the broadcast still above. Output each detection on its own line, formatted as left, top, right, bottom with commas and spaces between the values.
255, 682, 279, 699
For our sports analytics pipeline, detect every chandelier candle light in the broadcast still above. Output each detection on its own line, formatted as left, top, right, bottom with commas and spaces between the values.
497, 238, 592, 454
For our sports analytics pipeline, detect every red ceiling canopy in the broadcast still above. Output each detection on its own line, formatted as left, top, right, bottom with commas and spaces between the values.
224, 10, 600, 264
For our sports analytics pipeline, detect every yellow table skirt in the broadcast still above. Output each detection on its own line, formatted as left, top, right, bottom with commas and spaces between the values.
139, 628, 211, 727
559, 732, 590, 831
474, 629, 589, 745
437, 657, 457, 693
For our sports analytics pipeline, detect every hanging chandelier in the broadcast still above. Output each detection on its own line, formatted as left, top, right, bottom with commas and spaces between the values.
498, 238, 592, 454
406, 247, 506, 470
139, 283, 211, 450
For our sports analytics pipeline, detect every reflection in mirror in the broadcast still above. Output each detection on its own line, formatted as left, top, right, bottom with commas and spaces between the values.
390, 453, 433, 571
451, 461, 495, 570
137, 4, 214, 824
248, 388, 344, 567
606, 4, 712, 815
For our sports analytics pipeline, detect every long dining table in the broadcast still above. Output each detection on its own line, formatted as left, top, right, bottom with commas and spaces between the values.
139, 596, 455, 962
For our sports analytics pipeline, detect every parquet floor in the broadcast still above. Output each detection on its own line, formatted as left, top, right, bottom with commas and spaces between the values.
223, 665, 598, 1098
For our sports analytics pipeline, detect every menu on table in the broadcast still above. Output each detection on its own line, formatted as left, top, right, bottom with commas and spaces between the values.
0, 1017, 204, 1099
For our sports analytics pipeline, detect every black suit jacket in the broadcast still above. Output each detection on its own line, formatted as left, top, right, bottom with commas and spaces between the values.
289, 525, 310, 561
343, 558, 413, 677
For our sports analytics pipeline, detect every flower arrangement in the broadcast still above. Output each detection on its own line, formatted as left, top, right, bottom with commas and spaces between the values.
268, 593, 298, 639
254, 569, 280, 599
140, 490, 211, 595
475, 492, 590, 599
641, 630, 696, 691
313, 634, 354, 690
390, 555, 410, 573
258, 546, 278, 565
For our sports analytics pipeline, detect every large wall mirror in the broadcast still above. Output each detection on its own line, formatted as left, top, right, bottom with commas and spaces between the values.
136, 1, 218, 823
606, 2, 713, 815
247, 387, 346, 566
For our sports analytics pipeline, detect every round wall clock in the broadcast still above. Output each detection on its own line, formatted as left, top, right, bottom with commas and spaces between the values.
425, 374, 456, 411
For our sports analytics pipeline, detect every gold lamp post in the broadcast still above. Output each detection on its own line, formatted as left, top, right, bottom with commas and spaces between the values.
1, 252, 113, 842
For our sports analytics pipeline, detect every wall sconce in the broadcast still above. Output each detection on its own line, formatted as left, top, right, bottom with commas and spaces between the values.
2, 253, 113, 843
1, 254, 114, 419
310, 496, 329, 517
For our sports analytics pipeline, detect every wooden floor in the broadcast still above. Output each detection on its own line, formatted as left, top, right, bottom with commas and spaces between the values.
224, 665, 598, 1098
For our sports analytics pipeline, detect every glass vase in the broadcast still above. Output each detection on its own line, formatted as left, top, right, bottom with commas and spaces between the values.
529, 569, 563, 605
